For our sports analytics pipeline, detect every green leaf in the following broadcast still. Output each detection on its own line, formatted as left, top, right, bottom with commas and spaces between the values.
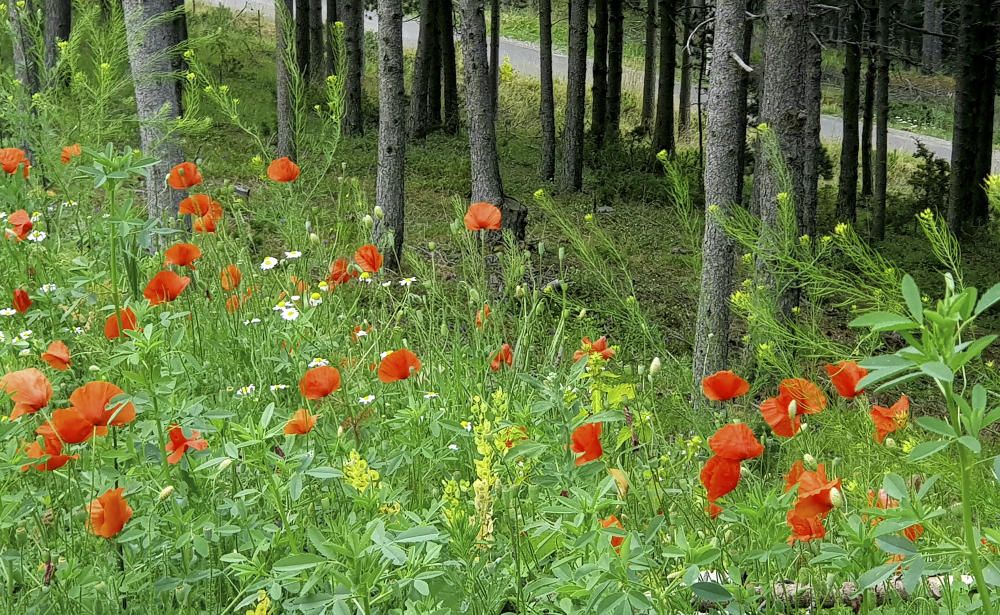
883, 474, 908, 501
908, 440, 949, 462
395, 526, 440, 544
849, 312, 916, 332
957, 436, 982, 454
994, 457, 1000, 482
856, 562, 899, 594
920, 361, 953, 383
915, 416, 956, 437
974, 282, 1000, 316
876, 535, 918, 556
901, 275, 923, 322
690, 582, 732, 603
273, 553, 326, 573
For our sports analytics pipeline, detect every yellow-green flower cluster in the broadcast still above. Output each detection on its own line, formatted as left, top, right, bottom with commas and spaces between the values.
441, 478, 470, 525
343, 450, 379, 493
245, 590, 271, 615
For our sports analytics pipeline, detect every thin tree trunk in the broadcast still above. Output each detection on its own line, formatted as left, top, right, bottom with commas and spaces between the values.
276, 0, 297, 159
678, 0, 692, 134
836, 0, 862, 222
44, 0, 72, 71
122, 0, 185, 220
326, 0, 339, 75
560, 0, 588, 190
376, 0, 406, 270
310, 0, 324, 80
692, 0, 748, 400
295, 0, 310, 76
459, 0, 504, 203
652, 0, 676, 156
438, 0, 459, 133
9, 0, 40, 96
171, 0, 189, 116
592, 0, 609, 146
861, 53, 875, 198
427, 0, 442, 127
488, 0, 500, 116
407, 0, 434, 138
920, 0, 941, 72
801, 32, 822, 240
539, 0, 557, 179
606, 0, 624, 140
872, 0, 891, 240
343, 0, 365, 136
641, 0, 657, 132
971, 11, 997, 222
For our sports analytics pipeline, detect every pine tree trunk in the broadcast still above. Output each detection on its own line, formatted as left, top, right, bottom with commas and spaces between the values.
678, 0, 692, 134
641, 0, 657, 133
836, 0, 862, 222
44, 0, 72, 70
408, 0, 434, 138
692, 0, 748, 401
489, 0, 500, 116
591, 0, 609, 146
560, 0, 588, 190
122, 0, 185, 220
295, 0, 310, 76
971, 11, 997, 222
427, 1, 442, 126
920, 0, 941, 72
343, 0, 365, 136
801, 32, 822, 240
459, 0, 505, 203
172, 0, 189, 116
9, 0, 40, 96
753, 0, 808, 312
326, 0, 339, 75
276, 0, 297, 159
539, 0, 557, 179
438, 0, 459, 133
310, 0, 324, 80
652, 0, 676, 156
861, 53, 875, 198
871, 0, 890, 241
606, 0, 624, 140
376, 0, 406, 270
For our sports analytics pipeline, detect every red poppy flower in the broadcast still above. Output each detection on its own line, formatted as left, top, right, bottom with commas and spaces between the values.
0, 368, 52, 420
570, 421, 603, 465
12, 289, 31, 314
61, 144, 82, 164
225, 295, 241, 313
354, 244, 383, 273
21, 431, 77, 472
6, 209, 32, 241
165, 425, 208, 464
327, 257, 359, 286
0, 148, 30, 178
220, 264, 242, 292
104, 307, 138, 340
299, 365, 342, 399
164, 242, 202, 269
87, 487, 133, 538
144, 270, 191, 305
41, 340, 71, 371
790, 464, 841, 519
71, 381, 136, 428
708, 423, 764, 461
601, 515, 625, 551
284, 408, 318, 435
490, 343, 514, 372
700, 455, 742, 502
167, 162, 202, 189
378, 349, 422, 383
870, 395, 909, 444
573, 336, 615, 362
760, 378, 828, 438
267, 157, 301, 182
825, 361, 868, 399
701, 370, 751, 401
41, 408, 100, 443
786, 508, 826, 544
476, 303, 491, 328
179, 193, 215, 216
464, 202, 502, 231
351, 324, 371, 342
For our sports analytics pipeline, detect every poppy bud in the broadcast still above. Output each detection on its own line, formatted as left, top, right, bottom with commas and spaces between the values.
739, 465, 751, 478
373, 206, 384, 220
884, 437, 896, 448
577, 309, 587, 320
537, 242, 545, 258
427, 241, 436, 251
558, 247, 565, 262
636, 364, 645, 375
159, 486, 175, 501
649, 357, 661, 375
218, 458, 233, 471
309, 233, 320, 244
440, 322, 448, 337
787, 399, 798, 421
828, 487, 843, 509
802, 454, 817, 470
514, 285, 525, 298
362, 214, 374, 228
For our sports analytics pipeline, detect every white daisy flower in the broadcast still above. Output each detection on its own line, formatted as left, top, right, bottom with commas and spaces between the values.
0, 308, 16, 317
280, 307, 300, 321
269, 384, 290, 392
380, 281, 393, 287
290, 295, 301, 302
359, 394, 376, 405
243, 318, 262, 325
0, 212, 6, 221
307, 293, 323, 307
26, 230, 46, 242
39, 283, 57, 293
30, 212, 42, 223
19, 330, 32, 340
19, 348, 31, 356
284, 250, 303, 259
260, 257, 279, 270
399, 277, 417, 287
308, 357, 329, 368
318, 281, 330, 292
74, 327, 84, 334
0, 331, 6, 343
354, 329, 368, 339
448, 443, 459, 451
235, 384, 257, 397
380, 350, 392, 360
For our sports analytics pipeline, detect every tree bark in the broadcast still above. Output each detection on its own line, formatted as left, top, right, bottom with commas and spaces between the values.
376, 0, 406, 270
44, 0, 72, 71
560, 0, 588, 190
326, 0, 339, 75
438, 0, 459, 133
591, 0, 609, 146
122, 0, 185, 220
652, 0, 676, 156
692, 0, 749, 400
295, 0, 310, 76
539, 0, 557, 179
407, 0, 434, 138
641, 0, 657, 132
836, 0, 862, 222
920, 0, 941, 72
801, 31, 821, 240
276, 0, 297, 159
309, 0, 325, 81
678, 0, 692, 134
9, 0, 40, 96
872, 0, 891, 240
426, 0, 442, 126
488, 0, 500, 116
606, 0, 624, 140
343, 0, 365, 136
861, 53, 875, 198
971, 7, 998, 222
459, 0, 505, 203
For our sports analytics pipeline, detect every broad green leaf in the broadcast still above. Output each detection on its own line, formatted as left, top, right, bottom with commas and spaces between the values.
876, 535, 918, 556
395, 526, 440, 544
974, 282, 1000, 316
856, 562, 899, 594
957, 436, 982, 454
994, 457, 1000, 482
849, 312, 916, 332
273, 553, 326, 573
690, 582, 732, 603
915, 416, 956, 438
882, 474, 908, 501
901, 275, 923, 322
902, 556, 926, 595
908, 440, 949, 462
920, 361, 953, 383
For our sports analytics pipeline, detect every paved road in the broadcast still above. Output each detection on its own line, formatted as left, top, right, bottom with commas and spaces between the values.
211, 0, 999, 171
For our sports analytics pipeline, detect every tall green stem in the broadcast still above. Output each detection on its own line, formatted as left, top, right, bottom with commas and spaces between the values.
107, 183, 125, 330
